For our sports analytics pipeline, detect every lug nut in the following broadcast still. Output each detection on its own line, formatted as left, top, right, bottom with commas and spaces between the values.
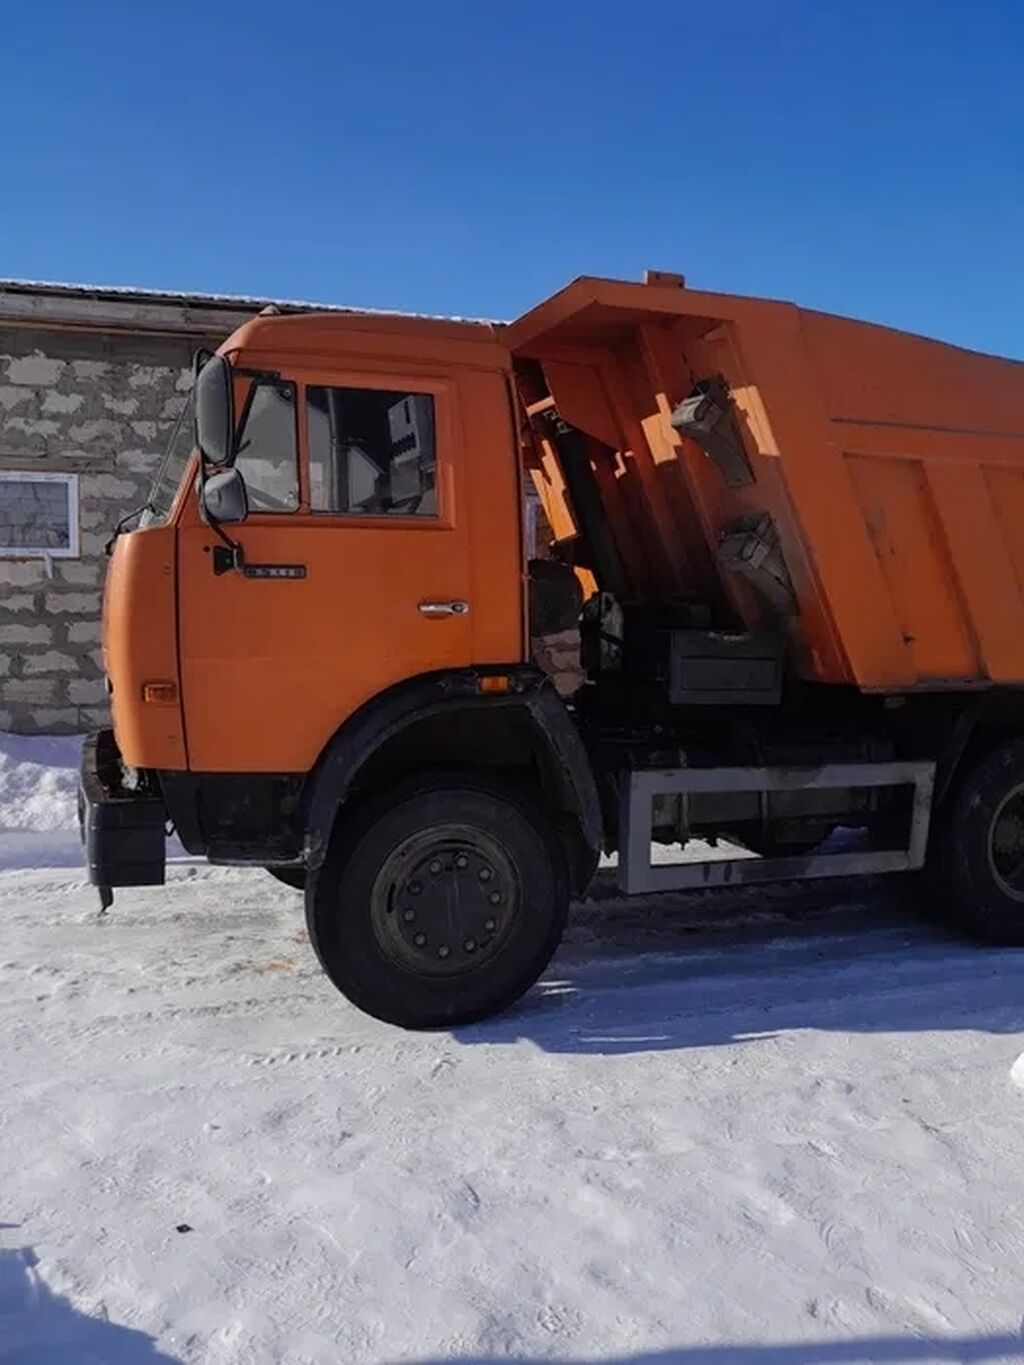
403, 909, 415, 923
429, 861, 442, 875
409, 881, 422, 895
464, 938, 476, 952
455, 854, 468, 870
489, 891, 501, 905
484, 918, 496, 931
479, 868, 492, 882
438, 945, 450, 959
414, 933, 426, 947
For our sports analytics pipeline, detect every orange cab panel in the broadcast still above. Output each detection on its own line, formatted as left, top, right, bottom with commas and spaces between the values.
104, 525, 185, 770
175, 323, 523, 774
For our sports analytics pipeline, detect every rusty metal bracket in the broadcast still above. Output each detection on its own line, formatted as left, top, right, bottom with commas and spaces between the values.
671, 375, 754, 488
718, 513, 799, 617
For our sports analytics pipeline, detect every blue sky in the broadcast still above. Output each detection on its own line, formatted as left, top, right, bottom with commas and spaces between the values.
2, 0, 1022, 356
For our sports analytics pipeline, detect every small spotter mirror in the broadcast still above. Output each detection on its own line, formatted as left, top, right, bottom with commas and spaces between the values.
201, 467, 248, 525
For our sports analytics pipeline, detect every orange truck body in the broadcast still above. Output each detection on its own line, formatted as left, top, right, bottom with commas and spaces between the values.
84, 271, 1024, 1026
106, 274, 1024, 777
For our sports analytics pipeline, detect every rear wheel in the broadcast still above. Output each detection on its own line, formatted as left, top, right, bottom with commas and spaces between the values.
306, 773, 569, 1028
931, 737, 1024, 945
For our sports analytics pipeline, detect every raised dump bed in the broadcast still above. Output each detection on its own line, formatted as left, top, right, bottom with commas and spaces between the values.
508, 273, 1024, 692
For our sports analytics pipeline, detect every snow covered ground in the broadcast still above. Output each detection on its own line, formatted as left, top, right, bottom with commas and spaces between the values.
2, 733, 1024, 1364
0, 732, 84, 873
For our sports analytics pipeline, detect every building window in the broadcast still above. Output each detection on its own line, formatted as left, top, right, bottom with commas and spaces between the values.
307, 386, 437, 516
0, 471, 79, 558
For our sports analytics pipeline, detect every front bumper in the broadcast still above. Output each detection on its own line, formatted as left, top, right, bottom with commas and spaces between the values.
79, 729, 167, 893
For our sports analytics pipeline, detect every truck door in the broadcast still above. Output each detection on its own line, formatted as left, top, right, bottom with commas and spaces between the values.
177, 368, 474, 774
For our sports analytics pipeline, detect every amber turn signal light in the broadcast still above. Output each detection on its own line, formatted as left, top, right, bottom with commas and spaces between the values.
477, 675, 511, 694
141, 681, 178, 704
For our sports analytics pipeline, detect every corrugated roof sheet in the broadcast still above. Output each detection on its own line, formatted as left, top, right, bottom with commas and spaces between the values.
0, 278, 498, 325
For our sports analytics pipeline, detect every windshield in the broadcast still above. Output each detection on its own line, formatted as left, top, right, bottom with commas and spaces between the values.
140, 394, 195, 528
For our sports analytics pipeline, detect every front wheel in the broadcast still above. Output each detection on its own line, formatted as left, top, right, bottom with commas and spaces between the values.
934, 737, 1024, 945
306, 774, 569, 1028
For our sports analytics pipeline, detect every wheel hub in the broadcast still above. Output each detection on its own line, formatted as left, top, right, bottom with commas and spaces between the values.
370, 826, 520, 977
988, 784, 1024, 902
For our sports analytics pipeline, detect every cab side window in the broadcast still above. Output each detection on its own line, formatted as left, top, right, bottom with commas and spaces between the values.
307, 385, 437, 517
234, 380, 299, 512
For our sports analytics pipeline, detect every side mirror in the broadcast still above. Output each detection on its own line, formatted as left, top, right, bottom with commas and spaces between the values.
194, 352, 235, 465
201, 468, 248, 525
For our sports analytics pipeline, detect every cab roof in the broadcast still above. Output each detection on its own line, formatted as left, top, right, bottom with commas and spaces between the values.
222, 306, 506, 372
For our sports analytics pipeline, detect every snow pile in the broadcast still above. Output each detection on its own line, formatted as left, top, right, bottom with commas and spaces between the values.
1011, 1052, 1024, 1090
0, 733, 81, 832
0, 733, 83, 869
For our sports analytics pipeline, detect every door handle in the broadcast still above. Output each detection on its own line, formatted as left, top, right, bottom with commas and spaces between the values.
418, 600, 470, 618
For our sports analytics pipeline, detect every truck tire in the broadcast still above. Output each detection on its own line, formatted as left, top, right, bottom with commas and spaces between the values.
305, 773, 569, 1028
934, 737, 1024, 945
266, 867, 306, 891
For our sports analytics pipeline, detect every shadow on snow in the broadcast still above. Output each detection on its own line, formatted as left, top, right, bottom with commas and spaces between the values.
0, 1245, 180, 1364
454, 872, 1024, 1056
407, 1334, 1024, 1363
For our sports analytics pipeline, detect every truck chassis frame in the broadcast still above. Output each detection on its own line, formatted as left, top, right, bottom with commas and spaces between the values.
618, 760, 937, 895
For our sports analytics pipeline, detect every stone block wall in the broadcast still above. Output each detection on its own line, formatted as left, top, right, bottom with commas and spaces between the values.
0, 326, 193, 733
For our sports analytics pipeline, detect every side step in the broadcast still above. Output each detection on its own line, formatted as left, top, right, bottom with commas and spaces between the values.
617, 761, 936, 896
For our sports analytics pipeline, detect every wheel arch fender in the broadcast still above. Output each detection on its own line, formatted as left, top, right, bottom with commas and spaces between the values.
302, 669, 602, 895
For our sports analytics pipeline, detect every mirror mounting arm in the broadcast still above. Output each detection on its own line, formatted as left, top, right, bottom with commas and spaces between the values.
197, 460, 246, 574
205, 506, 246, 574
212, 542, 245, 576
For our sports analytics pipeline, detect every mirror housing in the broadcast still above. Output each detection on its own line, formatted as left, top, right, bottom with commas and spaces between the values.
201, 467, 249, 525
194, 352, 235, 465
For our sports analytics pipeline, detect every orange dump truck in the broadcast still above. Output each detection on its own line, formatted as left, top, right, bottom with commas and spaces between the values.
80, 271, 1024, 1026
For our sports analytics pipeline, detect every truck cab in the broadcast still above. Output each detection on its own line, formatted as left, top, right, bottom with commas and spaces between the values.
103, 309, 527, 776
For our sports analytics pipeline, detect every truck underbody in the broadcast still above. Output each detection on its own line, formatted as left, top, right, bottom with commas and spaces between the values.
81, 662, 1005, 901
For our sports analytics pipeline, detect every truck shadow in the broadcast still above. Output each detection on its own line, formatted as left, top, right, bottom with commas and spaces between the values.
0, 1245, 180, 1363
406, 1334, 1023, 1363
455, 872, 1024, 1055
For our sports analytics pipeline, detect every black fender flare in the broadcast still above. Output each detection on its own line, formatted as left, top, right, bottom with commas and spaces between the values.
302, 668, 602, 895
